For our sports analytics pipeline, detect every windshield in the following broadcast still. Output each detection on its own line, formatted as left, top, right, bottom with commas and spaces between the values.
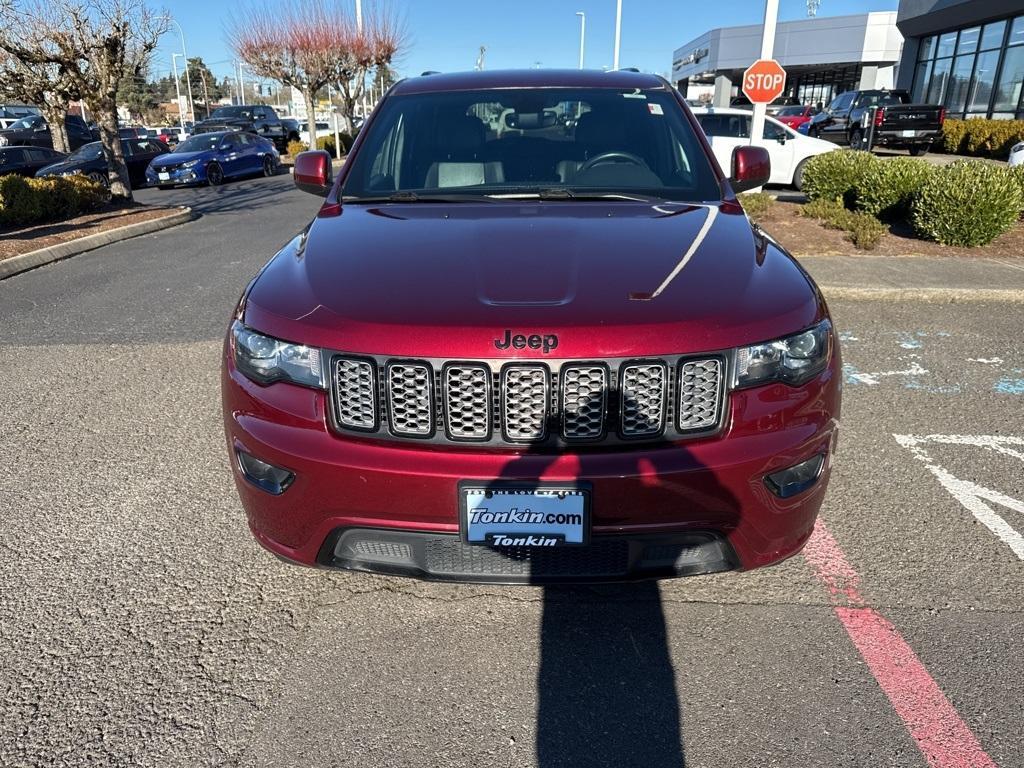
210, 106, 252, 120
9, 115, 42, 131
341, 87, 721, 202
174, 134, 223, 153
776, 106, 806, 116
68, 142, 103, 161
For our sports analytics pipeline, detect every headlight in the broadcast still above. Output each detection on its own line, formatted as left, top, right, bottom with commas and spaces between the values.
0, 136, 8, 146
181, 158, 202, 168
231, 321, 324, 388
735, 319, 832, 388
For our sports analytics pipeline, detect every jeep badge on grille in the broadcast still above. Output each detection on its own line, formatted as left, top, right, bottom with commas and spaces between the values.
494, 330, 559, 353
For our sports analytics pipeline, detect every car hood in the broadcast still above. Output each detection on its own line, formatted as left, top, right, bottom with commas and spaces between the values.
37, 157, 97, 175
244, 202, 823, 359
151, 150, 210, 167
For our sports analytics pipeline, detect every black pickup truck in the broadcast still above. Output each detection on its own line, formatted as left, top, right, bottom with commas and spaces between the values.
192, 105, 287, 150
807, 89, 944, 155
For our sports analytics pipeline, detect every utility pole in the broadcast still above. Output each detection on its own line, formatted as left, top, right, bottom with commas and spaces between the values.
613, 0, 622, 70
576, 12, 586, 69
170, 54, 186, 136
750, 0, 779, 150
199, 72, 211, 119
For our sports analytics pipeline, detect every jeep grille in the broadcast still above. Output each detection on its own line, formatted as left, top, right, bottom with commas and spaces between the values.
330, 354, 726, 447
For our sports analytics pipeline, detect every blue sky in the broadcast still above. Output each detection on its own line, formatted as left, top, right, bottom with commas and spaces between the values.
152, 0, 898, 86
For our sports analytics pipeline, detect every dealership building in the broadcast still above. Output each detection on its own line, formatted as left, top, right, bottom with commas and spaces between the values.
672, 12, 904, 108
672, 1, 1024, 117
896, 0, 1024, 119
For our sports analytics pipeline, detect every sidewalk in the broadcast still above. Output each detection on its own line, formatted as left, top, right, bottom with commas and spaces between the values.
799, 253, 1024, 302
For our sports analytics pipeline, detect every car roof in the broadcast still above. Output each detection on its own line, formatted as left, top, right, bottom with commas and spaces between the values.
390, 68, 668, 96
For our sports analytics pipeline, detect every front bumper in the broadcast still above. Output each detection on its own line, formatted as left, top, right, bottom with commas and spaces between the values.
146, 165, 204, 187
222, 346, 841, 582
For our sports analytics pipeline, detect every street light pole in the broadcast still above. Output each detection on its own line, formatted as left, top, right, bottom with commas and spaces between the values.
576, 12, 586, 69
750, 0, 780, 150
170, 53, 186, 136
613, 0, 622, 70
161, 17, 194, 124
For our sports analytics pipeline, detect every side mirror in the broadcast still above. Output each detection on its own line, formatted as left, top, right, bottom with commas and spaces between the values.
729, 145, 771, 194
776, 134, 787, 144
293, 149, 333, 197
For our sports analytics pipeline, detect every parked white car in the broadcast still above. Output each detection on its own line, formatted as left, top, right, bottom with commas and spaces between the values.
298, 121, 334, 145
691, 106, 837, 190
1009, 141, 1024, 168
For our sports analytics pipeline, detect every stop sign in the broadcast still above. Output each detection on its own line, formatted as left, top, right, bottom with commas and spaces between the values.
742, 59, 787, 104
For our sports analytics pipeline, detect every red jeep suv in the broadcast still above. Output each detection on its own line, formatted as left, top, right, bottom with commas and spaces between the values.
222, 70, 841, 583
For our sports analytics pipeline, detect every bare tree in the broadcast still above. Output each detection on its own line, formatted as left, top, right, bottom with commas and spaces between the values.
1, 0, 166, 200
228, 0, 403, 139
333, 6, 403, 133
0, 9, 82, 154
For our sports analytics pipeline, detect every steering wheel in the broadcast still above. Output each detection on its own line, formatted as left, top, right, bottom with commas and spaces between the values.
578, 151, 647, 173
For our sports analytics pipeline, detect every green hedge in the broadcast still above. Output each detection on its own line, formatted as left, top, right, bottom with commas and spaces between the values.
855, 156, 934, 219
316, 132, 354, 156
0, 174, 108, 229
800, 150, 877, 206
800, 197, 886, 251
738, 191, 774, 221
940, 118, 1024, 159
911, 160, 1024, 247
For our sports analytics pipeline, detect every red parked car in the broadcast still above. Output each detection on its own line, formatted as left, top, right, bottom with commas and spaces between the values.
222, 69, 841, 583
775, 104, 817, 130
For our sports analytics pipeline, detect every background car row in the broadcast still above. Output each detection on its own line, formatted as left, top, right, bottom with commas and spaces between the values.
0, 130, 279, 191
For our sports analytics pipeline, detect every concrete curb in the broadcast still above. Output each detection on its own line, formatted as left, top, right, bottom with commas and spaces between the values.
819, 286, 1024, 303
0, 206, 197, 281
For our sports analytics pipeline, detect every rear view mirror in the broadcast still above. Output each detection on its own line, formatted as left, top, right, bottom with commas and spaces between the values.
293, 149, 333, 197
729, 145, 770, 194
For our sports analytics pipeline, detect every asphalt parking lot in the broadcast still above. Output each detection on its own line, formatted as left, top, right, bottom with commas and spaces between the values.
1, 175, 1021, 767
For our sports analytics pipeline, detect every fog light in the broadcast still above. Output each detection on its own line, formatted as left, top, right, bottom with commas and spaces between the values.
765, 453, 825, 498
236, 449, 294, 495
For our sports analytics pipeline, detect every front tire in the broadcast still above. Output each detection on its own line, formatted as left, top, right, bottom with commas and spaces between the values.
86, 171, 108, 186
793, 159, 808, 191
849, 129, 863, 150
206, 161, 224, 186
262, 155, 274, 177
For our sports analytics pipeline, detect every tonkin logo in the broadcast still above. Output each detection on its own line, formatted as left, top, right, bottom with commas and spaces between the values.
494, 330, 559, 353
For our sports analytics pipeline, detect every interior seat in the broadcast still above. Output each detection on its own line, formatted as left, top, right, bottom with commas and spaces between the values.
423, 113, 504, 188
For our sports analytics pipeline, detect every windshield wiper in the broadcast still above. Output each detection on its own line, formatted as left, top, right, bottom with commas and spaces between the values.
488, 189, 658, 202
343, 191, 496, 204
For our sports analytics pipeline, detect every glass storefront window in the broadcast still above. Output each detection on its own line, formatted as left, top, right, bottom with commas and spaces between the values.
1009, 16, 1024, 47
968, 50, 999, 113
980, 21, 1006, 51
945, 54, 974, 113
993, 46, 1024, 111
918, 36, 936, 61
956, 27, 980, 55
937, 31, 958, 57
912, 60, 932, 103
927, 58, 952, 105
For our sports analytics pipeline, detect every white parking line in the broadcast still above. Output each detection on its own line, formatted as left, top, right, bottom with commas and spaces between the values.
894, 434, 1024, 561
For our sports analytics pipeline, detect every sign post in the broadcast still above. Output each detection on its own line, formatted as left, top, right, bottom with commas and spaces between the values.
746, 0, 783, 149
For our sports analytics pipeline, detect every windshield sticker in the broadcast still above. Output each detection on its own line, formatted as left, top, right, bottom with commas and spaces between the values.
648, 103, 664, 115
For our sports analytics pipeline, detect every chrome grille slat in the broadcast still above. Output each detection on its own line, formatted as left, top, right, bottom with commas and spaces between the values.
502, 366, 549, 441
331, 354, 725, 446
561, 365, 607, 439
387, 362, 433, 436
620, 362, 667, 437
678, 359, 722, 431
334, 358, 377, 429
444, 364, 491, 439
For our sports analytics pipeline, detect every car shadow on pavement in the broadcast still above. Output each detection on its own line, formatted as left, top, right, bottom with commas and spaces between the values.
140, 175, 300, 216
481, 387, 739, 767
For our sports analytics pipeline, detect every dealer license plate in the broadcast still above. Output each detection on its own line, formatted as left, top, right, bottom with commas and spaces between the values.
461, 485, 589, 547
158, 172, 170, 181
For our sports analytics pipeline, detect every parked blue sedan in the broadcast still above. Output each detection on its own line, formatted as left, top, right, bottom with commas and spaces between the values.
145, 131, 280, 188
